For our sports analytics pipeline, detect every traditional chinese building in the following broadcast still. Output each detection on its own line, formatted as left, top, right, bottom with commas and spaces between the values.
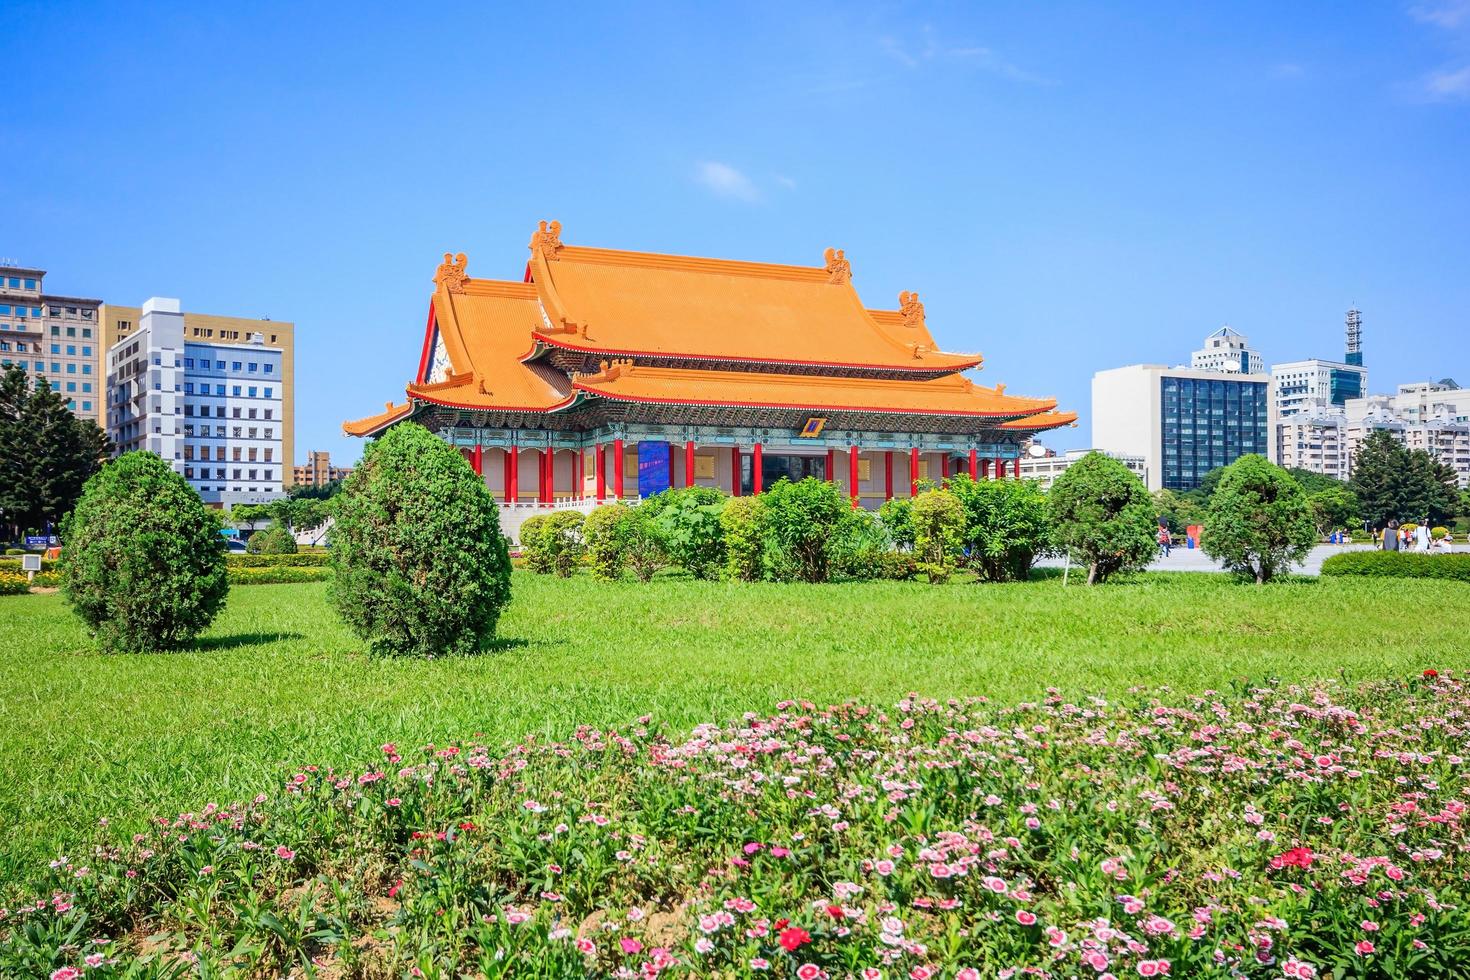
344, 222, 1075, 536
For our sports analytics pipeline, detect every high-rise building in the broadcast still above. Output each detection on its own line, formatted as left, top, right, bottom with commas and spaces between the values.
101, 302, 294, 486
1275, 404, 1349, 479
106, 297, 287, 507
1093, 364, 1271, 491
1343, 382, 1470, 488
1270, 308, 1368, 472
0, 265, 103, 422
293, 450, 353, 488
1191, 326, 1264, 375
1271, 358, 1367, 419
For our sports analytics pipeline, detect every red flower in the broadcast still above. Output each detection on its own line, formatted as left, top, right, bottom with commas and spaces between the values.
1423, 669, 1439, 679
387, 879, 403, 898
1270, 847, 1314, 870
779, 927, 812, 952
774, 918, 790, 930
826, 904, 845, 919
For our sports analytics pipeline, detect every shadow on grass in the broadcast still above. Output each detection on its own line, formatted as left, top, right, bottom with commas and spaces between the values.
195, 631, 307, 652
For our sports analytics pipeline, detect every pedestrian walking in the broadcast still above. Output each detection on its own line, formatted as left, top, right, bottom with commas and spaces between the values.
1157, 524, 1172, 558
1382, 519, 1400, 552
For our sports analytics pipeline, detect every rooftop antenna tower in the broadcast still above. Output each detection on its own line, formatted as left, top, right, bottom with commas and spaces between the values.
1345, 306, 1363, 366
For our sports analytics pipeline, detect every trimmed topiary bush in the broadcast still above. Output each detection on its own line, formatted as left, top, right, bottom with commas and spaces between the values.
911, 487, 966, 584
228, 565, 332, 585
583, 503, 633, 580
720, 496, 767, 582
245, 523, 298, 555
1321, 551, 1470, 582
760, 477, 856, 583
329, 423, 512, 658
947, 474, 1051, 582
60, 452, 229, 653
1202, 454, 1317, 583
518, 515, 553, 573
225, 552, 330, 568
1048, 452, 1158, 585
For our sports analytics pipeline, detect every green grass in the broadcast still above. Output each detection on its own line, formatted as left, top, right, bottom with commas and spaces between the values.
0, 571, 1461, 892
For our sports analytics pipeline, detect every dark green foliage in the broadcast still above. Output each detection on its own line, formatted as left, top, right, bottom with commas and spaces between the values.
60, 452, 228, 653
1307, 485, 1360, 536
946, 475, 1050, 582
1351, 430, 1461, 527
245, 523, 298, 554
1202, 455, 1318, 583
759, 477, 856, 583
328, 423, 512, 657
877, 497, 915, 550
623, 506, 669, 583
649, 487, 727, 580
1286, 467, 1348, 497
911, 488, 966, 584
1151, 488, 1204, 537
720, 496, 767, 582
1048, 452, 1158, 585
0, 366, 111, 539
583, 503, 634, 580
1321, 551, 1470, 582
541, 512, 586, 578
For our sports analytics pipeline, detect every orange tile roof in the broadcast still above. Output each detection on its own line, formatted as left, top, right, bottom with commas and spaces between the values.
997, 410, 1079, 431
526, 232, 981, 373
570, 360, 1056, 420
342, 400, 412, 437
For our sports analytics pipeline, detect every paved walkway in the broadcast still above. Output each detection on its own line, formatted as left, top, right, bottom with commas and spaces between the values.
1036, 542, 1468, 576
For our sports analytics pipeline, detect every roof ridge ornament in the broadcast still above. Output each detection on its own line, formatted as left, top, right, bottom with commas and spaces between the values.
530, 220, 564, 260
899, 291, 926, 329
578, 358, 634, 383
823, 247, 851, 285
435, 252, 471, 294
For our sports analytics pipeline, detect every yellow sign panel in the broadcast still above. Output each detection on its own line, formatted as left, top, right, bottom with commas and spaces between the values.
858, 458, 871, 482
695, 454, 716, 479
798, 417, 827, 438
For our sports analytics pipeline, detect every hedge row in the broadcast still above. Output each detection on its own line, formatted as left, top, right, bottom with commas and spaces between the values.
227, 566, 332, 585
225, 552, 330, 568
1320, 551, 1470, 582
0, 557, 60, 573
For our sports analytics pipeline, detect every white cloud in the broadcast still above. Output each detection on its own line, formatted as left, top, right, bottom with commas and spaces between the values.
1424, 64, 1470, 98
773, 174, 798, 190
1410, 1, 1470, 29
694, 161, 761, 202
880, 27, 1052, 84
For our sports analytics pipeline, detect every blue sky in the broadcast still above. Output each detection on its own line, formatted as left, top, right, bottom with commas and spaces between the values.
4, 1, 1468, 464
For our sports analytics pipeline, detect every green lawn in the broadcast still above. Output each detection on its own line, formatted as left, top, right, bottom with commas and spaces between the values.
0, 572, 1460, 892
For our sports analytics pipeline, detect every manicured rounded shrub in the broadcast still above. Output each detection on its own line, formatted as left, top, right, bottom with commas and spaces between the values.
648, 487, 726, 580
911, 487, 966, 584
329, 423, 512, 658
245, 523, 298, 555
759, 477, 855, 583
1048, 452, 1157, 585
518, 514, 553, 573
60, 452, 229, 653
228, 565, 332, 585
1202, 454, 1317, 583
1321, 551, 1470, 582
719, 496, 766, 581
543, 511, 586, 578
947, 474, 1051, 582
583, 503, 633, 580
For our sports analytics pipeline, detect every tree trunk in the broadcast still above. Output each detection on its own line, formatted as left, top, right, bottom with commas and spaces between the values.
1087, 563, 1100, 586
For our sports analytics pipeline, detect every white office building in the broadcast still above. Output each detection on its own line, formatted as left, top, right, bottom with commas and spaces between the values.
107, 297, 286, 506
1017, 447, 1148, 489
1342, 382, 1470, 487
1191, 326, 1264, 375
1272, 359, 1368, 419
1275, 401, 1350, 480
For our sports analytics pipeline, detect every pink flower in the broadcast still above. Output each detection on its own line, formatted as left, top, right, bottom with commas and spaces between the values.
957, 970, 981, 980
274, 845, 295, 861
1361, 920, 1379, 932
796, 965, 824, 980
620, 937, 643, 955
1015, 910, 1037, 926
51, 970, 83, 980
875, 859, 896, 876
1355, 941, 1375, 956
1137, 961, 1170, 977
576, 938, 595, 955
750, 959, 770, 971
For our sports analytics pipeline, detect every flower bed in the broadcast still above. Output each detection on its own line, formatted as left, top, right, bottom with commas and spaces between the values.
3, 676, 1468, 977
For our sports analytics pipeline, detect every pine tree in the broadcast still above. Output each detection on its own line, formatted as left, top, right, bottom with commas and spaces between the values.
1350, 430, 1412, 528
0, 366, 112, 539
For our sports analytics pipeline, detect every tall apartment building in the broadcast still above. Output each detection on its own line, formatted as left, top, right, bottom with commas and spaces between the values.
1275, 404, 1349, 479
0, 265, 103, 422
293, 450, 353, 488
107, 297, 288, 506
1191, 326, 1264, 375
1344, 382, 1470, 488
101, 301, 294, 486
1093, 364, 1271, 491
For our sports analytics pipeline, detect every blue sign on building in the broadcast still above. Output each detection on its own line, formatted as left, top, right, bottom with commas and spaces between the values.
637, 441, 671, 498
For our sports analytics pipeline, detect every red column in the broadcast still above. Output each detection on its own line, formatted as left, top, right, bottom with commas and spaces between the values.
980, 458, 990, 480
826, 448, 836, 483
613, 439, 625, 499
667, 444, 676, 491
941, 454, 950, 481
1013, 457, 1021, 479
848, 445, 860, 508
993, 457, 1005, 479
884, 451, 894, 501
731, 445, 741, 497
909, 447, 920, 496
471, 443, 483, 476
541, 449, 551, 504
968, 448, 978, 480
752, 442, 763, 495
503, 448, 515, 504
595, 444, 606, 501
685, 440, 695, 488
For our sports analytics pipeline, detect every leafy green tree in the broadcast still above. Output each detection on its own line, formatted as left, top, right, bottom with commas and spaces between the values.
329, 423, 511, 657
623, 506, 669, 583
1286, 467, 1347, 497
759, 477, 856, 583
1307, 485, 1360, 537
1406, 450, 1461, 526
1202, 455, 1317, 583
1151, 488, 1203, 537
720, 495, 767, 582
1196, 466, 1228, 498
0, 366, 111, 539
946, 475, 1050, 582
60, 452, 228, 653
649, 487, 727, 579
246, 522, 298, 554
583, 503, 633, 580
1048, 452, 1157, 585
877, 497, 915, 551
911, 488, 966, 584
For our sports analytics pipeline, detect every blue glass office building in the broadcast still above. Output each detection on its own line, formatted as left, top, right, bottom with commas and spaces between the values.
1160, 375, 1269, 491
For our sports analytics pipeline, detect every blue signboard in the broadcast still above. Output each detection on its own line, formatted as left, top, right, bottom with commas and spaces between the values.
637, 441, 671, 498
24, 535, 55, 548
